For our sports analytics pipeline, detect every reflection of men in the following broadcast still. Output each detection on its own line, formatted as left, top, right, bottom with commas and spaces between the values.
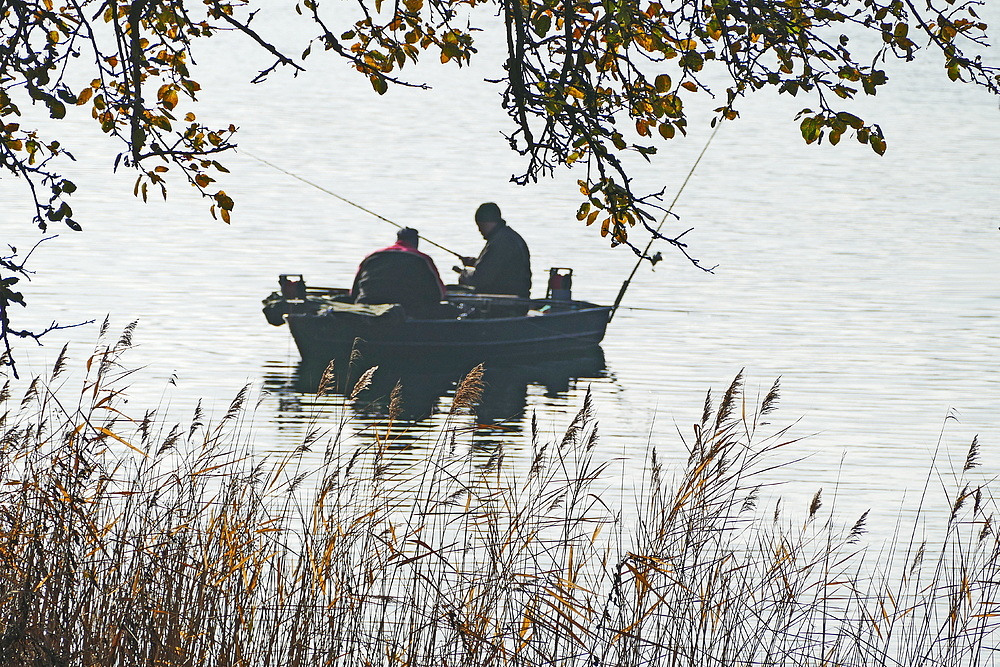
351, 227, 446, 315
457, 202, 531, 298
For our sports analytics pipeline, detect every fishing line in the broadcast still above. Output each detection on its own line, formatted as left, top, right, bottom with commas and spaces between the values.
609, 120, 723, 321
242, 150, 466, 259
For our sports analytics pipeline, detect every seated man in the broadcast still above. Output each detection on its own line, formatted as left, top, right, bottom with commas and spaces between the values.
351, 227, 446, 316
457, 202, 531, 298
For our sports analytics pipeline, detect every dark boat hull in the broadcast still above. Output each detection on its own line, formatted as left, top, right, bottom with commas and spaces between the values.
278, 293, 611, 364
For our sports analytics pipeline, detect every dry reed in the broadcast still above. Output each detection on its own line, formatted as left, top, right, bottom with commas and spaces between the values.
0, 332, 997, 666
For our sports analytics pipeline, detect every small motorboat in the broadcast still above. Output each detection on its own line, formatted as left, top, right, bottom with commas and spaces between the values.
262, 270, 611, 365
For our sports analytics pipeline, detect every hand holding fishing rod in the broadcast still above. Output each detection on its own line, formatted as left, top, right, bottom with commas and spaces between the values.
451, 255, 477, 274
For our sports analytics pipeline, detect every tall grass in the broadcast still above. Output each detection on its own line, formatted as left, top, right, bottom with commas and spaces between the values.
1, 325, 997, 666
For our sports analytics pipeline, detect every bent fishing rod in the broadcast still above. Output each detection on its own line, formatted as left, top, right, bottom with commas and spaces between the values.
608, 121, 722, 323
242, 150, 466, 260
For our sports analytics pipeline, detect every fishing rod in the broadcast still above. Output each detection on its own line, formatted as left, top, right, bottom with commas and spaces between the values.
242, 150, 466, 260
608, 121, 722, 323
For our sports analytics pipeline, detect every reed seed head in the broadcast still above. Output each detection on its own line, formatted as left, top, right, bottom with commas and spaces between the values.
451, 364, 484, 413
350, 365, 378, 400
964, 435, 980, 471
388, 381, 403, 421
317, 360, 336, 397
809, 488, 823, 519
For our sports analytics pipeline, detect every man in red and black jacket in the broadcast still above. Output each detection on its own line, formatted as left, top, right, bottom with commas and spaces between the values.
351, 227, 446, 316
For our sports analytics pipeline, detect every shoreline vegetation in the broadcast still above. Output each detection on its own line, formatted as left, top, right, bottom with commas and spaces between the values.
1, 324, 997, 666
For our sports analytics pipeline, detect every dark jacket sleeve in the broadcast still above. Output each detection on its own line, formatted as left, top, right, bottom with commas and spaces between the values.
461, 225, 531, 297
464, 240, 505, 291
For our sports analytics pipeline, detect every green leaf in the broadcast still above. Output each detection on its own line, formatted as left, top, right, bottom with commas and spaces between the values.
47, 97, 66, 119
869, 135, 886, 155
679, 50, 704, 72
56, 88, 78, 104
799, 116, 819, 144
533, 13, 551, 37
836, 111, 864, 129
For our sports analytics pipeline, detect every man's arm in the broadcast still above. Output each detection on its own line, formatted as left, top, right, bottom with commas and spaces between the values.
463, 238, 515, 292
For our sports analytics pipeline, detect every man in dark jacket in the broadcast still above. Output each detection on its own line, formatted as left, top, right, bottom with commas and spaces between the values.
351, 227, 446, 316
457, 203, 531, 298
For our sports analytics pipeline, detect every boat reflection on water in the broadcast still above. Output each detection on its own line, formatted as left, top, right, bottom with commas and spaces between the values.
261, 346, 608, 452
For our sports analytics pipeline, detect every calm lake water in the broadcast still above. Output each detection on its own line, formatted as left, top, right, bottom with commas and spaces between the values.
4, 7, 999, 532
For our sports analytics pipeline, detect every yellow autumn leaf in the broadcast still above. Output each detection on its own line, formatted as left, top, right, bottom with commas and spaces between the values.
162, 87, 178, 110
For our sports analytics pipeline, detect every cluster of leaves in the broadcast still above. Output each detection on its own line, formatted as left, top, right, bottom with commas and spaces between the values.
295, 0, 481, 94
497, 0, 998, 257
0, 0, 254, 229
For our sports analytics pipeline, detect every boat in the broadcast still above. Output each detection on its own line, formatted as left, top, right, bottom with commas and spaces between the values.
262, 271, 611, 364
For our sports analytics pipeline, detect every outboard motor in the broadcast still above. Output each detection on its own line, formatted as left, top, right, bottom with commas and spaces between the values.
546, 267, 573, 301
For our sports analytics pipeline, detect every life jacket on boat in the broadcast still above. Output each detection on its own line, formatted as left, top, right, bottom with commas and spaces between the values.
350, 242, 446, 317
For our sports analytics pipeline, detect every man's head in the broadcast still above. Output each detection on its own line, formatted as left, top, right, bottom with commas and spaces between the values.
474, 202, 505, 239
397, 227, 419, 248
